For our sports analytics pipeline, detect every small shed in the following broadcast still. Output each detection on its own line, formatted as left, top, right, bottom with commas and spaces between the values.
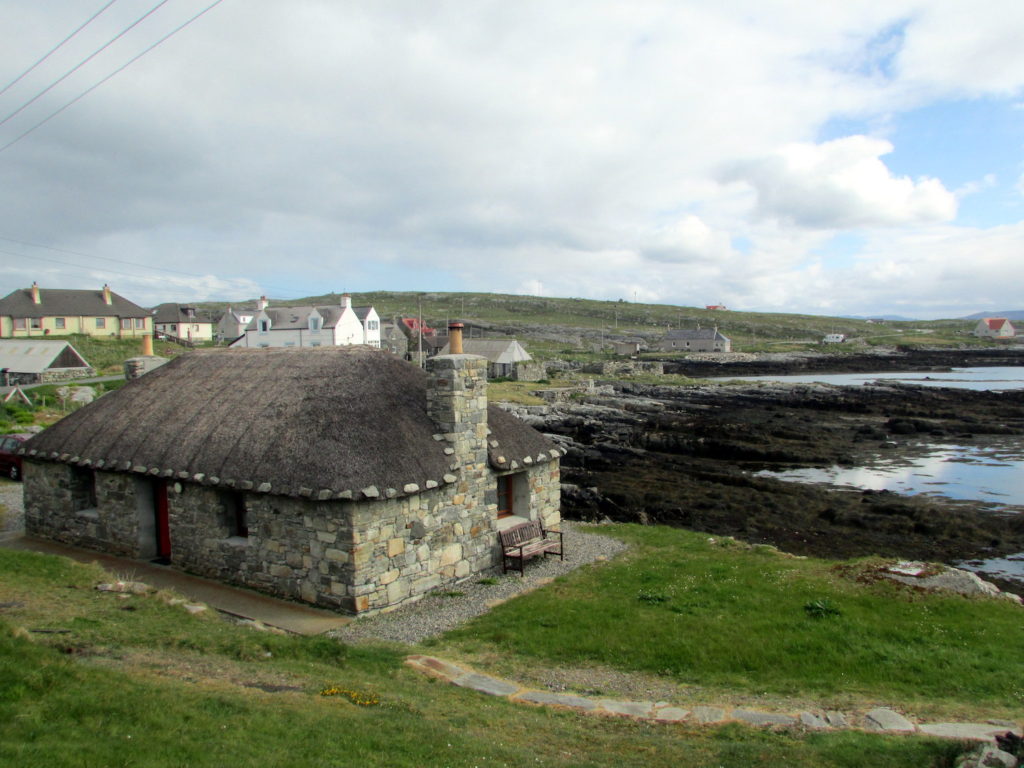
438, 338, 540, 380
0, 340, 93, 385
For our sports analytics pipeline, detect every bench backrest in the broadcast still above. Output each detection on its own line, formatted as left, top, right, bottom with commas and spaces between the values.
499, 519, 544, 548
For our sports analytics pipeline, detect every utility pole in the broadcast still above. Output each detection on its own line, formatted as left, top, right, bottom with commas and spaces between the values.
417, 294, 423, 368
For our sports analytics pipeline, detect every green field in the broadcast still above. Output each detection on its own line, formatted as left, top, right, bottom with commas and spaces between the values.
0, 523, 1008, 767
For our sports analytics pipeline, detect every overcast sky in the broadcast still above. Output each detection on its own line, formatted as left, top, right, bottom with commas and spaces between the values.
0, 1, 1022, 319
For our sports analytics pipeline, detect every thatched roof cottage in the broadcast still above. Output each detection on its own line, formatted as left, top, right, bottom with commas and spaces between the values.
21, 345, 563, 614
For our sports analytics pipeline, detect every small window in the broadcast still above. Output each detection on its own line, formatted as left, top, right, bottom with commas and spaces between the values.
121, 318, 132, 330
135, 318, 145, 329
171, 324, 177, 332
13, 318, 26, 330
55, 317, 65, 329
310, 341, 322, 347
284, 341, 296, 347
30, 318, 41, 329
96, 317, 106, 329
309, 317, 321, 332
367, 320, 379, 330
258, 319, 269, 333
221, 491, 248, 537
70, 467, 97, 511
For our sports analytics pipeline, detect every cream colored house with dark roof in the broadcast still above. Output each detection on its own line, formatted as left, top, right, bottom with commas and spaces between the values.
0, 283, 150, 338
21, 345, 562, 615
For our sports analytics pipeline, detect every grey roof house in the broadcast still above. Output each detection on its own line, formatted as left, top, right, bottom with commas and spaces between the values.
151, 303, 214, 344
655, 328, 731, 353
21, 346, 563, 614
0, 283, 151, 339
0, 339, 93, 385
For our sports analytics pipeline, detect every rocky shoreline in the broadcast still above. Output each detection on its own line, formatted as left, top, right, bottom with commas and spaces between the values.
512, 349, 1024, 595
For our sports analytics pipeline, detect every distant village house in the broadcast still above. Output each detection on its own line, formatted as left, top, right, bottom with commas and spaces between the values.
229, 294, 380, 349
20, 342, 562, 615
151, 303, 214, 345
656, 327, 731, 353
822, 333, 846, 344
0, 283, 151, 339
973, 318, 1016, 339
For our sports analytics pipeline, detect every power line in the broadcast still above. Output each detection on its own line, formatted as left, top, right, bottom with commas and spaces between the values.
0, 0, 173, 131
0, 0, 226, 156
0, 236, 214, 278
0, 0, 122, 100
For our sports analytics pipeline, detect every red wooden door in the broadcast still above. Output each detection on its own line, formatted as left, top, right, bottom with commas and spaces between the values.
154, 479, 171, 558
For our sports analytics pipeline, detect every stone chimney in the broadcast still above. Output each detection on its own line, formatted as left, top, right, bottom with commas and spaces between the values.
257, 296, 268, 311
102, 284, 112, 305
426, 353, 488, 472
30, 281, 41, 304
341, 293, 352, 310
448, 322, 464, 354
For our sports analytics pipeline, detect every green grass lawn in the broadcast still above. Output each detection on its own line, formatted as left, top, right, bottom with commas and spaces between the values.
0, 547, 972, 767
437, 526, 1024, 721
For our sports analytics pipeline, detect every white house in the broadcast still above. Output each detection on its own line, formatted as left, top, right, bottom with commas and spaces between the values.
216, 300, 262, 343
152, 303, 214, 344
230, 295, 380, 349
973, 318, 1016, 339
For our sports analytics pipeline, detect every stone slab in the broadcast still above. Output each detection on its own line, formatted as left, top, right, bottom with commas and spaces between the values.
517, 691, 600, 711
733, 709, 797, 727
599, 699, 656, 718
405, 655, 467, 681
825, 711, 848, 728
692, 706, 727, 724
650, 706, 690, 723
799, 712, 830, 729
919, 722, 1019, 741
453, 673, 520, 697
865, 708, 916, 733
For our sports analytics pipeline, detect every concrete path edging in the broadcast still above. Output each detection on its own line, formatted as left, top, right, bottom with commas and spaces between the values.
405, 655, 1022, 749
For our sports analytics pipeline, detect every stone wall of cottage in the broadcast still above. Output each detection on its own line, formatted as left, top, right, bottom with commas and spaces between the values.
23, 463, 142, 557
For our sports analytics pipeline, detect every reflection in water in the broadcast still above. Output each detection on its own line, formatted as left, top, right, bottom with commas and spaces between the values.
755, 443, 1024, 505
754, 440, 1024, 588
732, 366, 1024, 391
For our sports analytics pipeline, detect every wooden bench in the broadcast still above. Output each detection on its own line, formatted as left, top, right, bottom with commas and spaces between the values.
499, 519, 564, 576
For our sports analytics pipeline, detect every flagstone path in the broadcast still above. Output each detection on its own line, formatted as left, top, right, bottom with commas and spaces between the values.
406, 654, 1021, 749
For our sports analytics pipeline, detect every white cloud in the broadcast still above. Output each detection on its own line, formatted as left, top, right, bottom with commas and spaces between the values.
0, 1, 1023, 318
724, 136, 958, 228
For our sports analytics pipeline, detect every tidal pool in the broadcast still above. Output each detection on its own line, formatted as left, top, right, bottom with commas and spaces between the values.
754, 439, 1024, 588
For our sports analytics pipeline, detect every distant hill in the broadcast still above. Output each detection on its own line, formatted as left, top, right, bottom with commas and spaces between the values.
962, 310, 1024, 320
841, 314, 917, 322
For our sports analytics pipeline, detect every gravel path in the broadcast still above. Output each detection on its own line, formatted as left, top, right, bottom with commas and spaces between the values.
330, 521, 628, 645
0, 482, 24, 540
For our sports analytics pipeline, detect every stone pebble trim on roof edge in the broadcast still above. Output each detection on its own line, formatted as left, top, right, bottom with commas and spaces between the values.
23, 441, 567, 502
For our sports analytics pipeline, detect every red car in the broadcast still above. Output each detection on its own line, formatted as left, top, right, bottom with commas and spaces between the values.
0, 433, 30, 481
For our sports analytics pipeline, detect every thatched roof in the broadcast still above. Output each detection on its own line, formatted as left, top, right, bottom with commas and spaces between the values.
23, 346, 561, 501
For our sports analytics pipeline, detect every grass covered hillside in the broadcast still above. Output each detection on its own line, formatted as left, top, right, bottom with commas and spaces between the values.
2, 520, 1019, 767
194, 291, 982, 358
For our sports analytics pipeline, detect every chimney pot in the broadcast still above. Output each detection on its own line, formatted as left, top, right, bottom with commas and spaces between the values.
448, 322, 464, 354
142, 334, 154, 356
30, 281, 40, 304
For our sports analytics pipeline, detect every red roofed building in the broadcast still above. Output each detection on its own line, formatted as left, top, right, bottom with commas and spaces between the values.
973, 317, 1016, 338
